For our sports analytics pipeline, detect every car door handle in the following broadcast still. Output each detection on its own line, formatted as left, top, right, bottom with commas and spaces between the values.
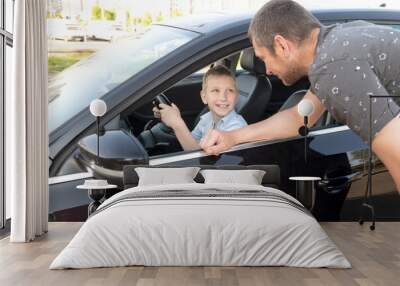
317, 172, 362, 194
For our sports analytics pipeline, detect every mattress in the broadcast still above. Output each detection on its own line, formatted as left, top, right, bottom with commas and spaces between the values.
50, 183, 351, 269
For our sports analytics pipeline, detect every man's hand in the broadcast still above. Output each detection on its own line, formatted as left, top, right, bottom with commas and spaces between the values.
156, 103, 184, 129
199, 90, 326, 155
200, 129, 237, 155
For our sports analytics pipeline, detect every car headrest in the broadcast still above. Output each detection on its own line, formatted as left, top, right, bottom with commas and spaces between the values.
279, 89, 307, 111
240, 47, 266, 75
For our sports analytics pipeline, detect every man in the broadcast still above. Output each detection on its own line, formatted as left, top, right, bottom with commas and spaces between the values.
200, 0, 400, 192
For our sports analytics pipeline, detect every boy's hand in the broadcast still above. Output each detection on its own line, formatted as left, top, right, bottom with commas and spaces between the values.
158, 103, 184, 129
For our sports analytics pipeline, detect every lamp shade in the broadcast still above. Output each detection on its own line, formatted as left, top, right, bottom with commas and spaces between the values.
90, 99, 107, 117
298, 99, 314, 117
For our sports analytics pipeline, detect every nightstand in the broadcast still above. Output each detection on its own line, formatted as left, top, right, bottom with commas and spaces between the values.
77, 180, 117, 216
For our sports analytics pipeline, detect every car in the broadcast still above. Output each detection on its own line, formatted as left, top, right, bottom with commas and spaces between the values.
47, 19, 87, 41
48, 9, 400, 222
85, 20, 131, 42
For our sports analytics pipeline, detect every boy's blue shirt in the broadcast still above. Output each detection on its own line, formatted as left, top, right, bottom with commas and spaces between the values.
191, 110, 247, 141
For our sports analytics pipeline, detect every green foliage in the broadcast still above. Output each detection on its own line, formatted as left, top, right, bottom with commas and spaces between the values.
104, 9, 116, 21
126, 10, 132, 26
156, 12, 164, 22
48, 52, 94, 75
47, 11, 63, 19
91, 4, 102, 20
143, 12, 153, 26
134, 17, 142, 25
55, 11, 63, 19
171, 9, 183, 17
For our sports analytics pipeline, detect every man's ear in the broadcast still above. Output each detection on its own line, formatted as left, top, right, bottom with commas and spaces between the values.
274, 35, 290, 58
200, 90, 207, 104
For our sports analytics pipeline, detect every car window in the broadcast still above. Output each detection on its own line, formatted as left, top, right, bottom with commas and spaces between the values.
236, 51, 245, 73
124, 50, 249, 157
48, 25, 198, 134
192, 65, 212, 76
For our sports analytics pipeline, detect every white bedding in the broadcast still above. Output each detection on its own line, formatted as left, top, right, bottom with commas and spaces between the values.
50, 183, 351, 269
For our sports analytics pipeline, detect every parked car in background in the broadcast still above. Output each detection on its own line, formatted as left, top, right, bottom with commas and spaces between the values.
48, 9, 400, 222
86, 20, 131, 41
48, 19, 87, 41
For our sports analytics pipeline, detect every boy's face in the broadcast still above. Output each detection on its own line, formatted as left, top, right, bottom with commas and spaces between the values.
201, 75, 238, 119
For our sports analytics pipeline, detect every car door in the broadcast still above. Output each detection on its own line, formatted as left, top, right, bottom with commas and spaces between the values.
48, 22, 251, 221
48, 12, 400, 222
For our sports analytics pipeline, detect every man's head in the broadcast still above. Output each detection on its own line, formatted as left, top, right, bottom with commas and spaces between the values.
201, 65, 238, 119
248, 0, 321, 85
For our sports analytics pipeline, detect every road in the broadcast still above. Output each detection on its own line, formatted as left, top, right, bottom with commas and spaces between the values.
48, 39, 111, 53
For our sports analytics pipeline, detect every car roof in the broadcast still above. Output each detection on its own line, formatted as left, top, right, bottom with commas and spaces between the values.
157, 8, 400, 35
157, 12, 253, 34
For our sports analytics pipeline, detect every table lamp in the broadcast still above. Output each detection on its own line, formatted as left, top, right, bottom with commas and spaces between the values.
297, 99, 315, 165
89, 99, 107, 165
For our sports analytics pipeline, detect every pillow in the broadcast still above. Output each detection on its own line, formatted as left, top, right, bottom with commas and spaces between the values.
200, 169, 266, 185
135, 167, 200, 186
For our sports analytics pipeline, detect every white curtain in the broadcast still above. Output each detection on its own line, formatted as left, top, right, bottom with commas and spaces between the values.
7, 0, 49, 242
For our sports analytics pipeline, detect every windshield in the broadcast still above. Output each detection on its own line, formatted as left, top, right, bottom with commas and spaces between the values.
48, 25, 198, 134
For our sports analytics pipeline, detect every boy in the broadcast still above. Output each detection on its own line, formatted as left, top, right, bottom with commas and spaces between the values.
153, 65, 247, 151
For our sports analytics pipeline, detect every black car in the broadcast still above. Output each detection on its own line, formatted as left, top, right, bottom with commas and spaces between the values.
48, 9, 400, 222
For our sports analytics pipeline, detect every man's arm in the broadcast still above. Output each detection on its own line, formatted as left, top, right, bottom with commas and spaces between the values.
231, 90, 325, 143
200, 90, 326, 154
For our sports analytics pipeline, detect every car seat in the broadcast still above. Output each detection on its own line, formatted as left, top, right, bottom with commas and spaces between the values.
279, 89, 329, 128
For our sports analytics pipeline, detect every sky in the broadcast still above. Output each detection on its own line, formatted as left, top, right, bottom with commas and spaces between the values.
54, 0, 400, 19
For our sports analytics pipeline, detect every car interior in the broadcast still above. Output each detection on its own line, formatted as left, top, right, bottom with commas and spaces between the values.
119, 46, 338, 157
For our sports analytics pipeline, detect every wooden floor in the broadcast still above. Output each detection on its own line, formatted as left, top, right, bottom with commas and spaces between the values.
1, 222, 400, 286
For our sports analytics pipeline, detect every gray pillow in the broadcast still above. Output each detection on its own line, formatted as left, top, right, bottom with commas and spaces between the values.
135, 167, 201, 186
200, 169, 266, 185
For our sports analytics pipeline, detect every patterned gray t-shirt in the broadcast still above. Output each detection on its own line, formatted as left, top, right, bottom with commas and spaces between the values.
309, 21, 400, 142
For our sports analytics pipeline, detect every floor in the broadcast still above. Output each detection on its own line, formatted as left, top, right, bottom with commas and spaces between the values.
0, 222, 399, 286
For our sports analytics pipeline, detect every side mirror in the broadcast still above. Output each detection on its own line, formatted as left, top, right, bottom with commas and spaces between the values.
77, 129, 149, 174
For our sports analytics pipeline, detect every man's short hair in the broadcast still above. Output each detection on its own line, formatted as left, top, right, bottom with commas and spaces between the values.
248, 0, 321, 54
202, 64, 236, 90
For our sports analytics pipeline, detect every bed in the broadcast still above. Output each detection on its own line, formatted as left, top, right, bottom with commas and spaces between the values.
50, 165, 350, 269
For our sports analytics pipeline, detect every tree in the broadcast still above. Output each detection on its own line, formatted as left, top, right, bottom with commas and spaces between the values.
143, 12, 153, 26
134, 17, 142, 25
104, 9, 116, 21
156, 12, 164, 22
126, 10, 132, 26
171, 9, 183, 18
91, 3, 102, 20
55, 11, 63, 19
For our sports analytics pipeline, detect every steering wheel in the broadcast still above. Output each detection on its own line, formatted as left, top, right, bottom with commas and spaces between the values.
153, 93, 173, 109
143, 93, 173, 132
138, 93, 178, 153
